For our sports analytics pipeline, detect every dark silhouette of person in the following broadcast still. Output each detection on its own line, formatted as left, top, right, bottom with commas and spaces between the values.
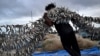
43, 3, 81, 56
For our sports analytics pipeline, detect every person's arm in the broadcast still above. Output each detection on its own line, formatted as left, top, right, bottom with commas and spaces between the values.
43, 13, 53, 27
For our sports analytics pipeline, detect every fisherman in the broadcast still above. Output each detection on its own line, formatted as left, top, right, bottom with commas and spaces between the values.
43, 3, 81, 56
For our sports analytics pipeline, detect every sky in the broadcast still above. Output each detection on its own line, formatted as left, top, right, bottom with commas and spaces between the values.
0, 0, 100, 25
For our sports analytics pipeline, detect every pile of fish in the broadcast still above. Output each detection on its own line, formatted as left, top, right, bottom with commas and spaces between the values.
0, 18, 53, 56
0, 7, 100, 56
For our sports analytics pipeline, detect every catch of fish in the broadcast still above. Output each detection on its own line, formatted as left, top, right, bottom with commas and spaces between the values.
0, 7, 100, 56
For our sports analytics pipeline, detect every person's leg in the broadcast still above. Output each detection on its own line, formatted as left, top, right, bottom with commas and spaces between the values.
60, 35, 74, 56
54, 23, 81, 56
70, 31, 81, 56
60, 33, 80, 56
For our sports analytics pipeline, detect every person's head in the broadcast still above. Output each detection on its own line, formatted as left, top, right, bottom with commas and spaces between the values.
45, 3, 56, 11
